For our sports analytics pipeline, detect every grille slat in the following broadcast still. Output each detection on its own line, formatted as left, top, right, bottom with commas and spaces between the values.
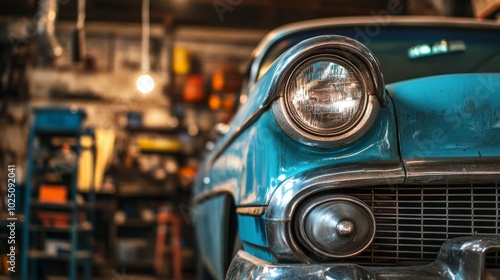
372, 243, 443, 248
377, 216, 497, 221
340, 183, 500, 267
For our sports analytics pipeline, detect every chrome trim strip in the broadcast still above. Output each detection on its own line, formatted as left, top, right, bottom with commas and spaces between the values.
405, 158, 500, 184
249, 16, 500, 88
236, 207, 266, 217
194, 158, 500, 206
227, 236, 500, 280
266, 161, 405, 221
193, 161, 404, 207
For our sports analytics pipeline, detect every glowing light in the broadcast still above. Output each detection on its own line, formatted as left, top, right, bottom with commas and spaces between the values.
136, 74, 155, 94
239, 94, 248, 104
420, 45, 431, 55
409, 40, 465, 59
203, 177, 211, 184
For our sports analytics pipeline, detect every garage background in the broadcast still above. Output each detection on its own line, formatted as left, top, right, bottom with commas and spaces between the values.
0, 0, 496, 279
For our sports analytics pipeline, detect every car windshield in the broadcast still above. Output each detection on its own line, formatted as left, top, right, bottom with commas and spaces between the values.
258, 25, 500, 84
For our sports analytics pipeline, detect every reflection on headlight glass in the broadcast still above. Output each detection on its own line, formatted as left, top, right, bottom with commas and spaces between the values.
287, 59, 364, 133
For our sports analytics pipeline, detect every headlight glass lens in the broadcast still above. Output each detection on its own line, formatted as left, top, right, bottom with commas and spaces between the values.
285, 56, 366, 135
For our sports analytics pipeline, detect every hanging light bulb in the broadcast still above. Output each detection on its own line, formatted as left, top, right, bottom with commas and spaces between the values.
136, 74, 155, 94
136, 0, 154, 94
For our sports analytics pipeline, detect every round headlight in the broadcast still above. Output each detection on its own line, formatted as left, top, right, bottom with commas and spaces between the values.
295, 195, 376, 259
285, 56, 367, 136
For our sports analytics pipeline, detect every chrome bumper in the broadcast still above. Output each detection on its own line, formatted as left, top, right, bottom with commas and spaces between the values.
227, 236, 500, 280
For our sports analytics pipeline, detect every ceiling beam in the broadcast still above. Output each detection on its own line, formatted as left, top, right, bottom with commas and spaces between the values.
1, 0, 403, 30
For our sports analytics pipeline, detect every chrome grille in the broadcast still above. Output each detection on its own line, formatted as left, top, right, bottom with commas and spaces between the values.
339, 183, 500, 267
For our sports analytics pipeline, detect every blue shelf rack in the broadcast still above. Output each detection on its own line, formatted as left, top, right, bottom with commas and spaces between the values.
21, 107, 95, 280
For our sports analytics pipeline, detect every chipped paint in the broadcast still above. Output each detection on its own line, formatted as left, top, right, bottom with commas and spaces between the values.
387, 73, 500, 160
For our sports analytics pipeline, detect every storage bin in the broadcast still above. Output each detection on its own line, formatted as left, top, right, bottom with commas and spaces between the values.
33, 107, 86, 133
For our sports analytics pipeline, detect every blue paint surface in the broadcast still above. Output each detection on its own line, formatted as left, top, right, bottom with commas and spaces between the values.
387, 73, 500, 160
237, 214, 276, 261
193, 196, 229, 280
237, 214, 268, 247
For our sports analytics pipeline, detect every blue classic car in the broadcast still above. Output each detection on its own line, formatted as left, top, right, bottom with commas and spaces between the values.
192, 17, 500, 280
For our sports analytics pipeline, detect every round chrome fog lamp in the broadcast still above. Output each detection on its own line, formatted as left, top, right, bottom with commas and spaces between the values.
295, 195, 376, 259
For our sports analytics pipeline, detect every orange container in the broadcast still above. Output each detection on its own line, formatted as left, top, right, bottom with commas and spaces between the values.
183, 75, 205, 103
39, 185, 67, 203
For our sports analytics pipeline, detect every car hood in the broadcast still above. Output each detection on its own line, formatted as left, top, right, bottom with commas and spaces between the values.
386, 73, 500, 162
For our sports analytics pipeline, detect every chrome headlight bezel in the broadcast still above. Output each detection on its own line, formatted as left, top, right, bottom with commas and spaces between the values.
271, 37, 383, 148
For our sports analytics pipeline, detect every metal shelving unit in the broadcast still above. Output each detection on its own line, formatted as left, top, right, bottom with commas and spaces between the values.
21, 108, 95, 280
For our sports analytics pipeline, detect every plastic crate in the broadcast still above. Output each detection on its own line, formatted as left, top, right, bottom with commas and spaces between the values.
33, 107, 86, 133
